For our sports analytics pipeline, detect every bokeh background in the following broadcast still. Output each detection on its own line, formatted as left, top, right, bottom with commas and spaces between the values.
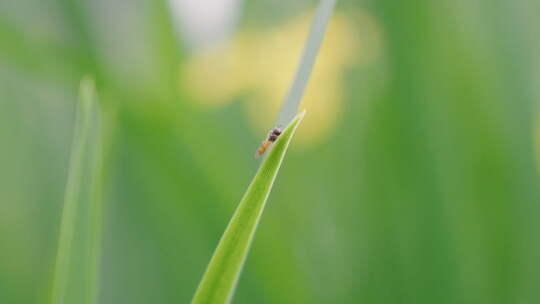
1, 0, 540, 303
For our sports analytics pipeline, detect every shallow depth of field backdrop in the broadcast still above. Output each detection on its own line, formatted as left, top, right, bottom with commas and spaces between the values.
2, 0, 540, 303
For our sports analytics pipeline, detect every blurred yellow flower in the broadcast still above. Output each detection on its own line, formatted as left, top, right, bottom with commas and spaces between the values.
182, 9, 382, 146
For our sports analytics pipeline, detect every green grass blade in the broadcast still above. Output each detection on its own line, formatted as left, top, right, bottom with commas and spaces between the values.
85, 107, 105, 304
191, 110, 306, 304
51, 76, 102, 304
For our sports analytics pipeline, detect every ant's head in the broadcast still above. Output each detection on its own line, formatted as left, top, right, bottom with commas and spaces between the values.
272, 127, 282, 136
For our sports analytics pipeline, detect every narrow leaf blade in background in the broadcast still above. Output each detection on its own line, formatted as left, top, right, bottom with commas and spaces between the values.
85, 107, 105, 304
276, 0, 336, 126
51, 77, 103, 304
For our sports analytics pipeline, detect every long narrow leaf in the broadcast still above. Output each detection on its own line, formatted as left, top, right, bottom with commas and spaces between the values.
51, 77, 102, 304
85, 109, 105, 304
192, 110, 306, 304
276, 0, 336, 126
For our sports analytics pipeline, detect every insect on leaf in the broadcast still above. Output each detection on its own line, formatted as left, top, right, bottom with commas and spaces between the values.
191, 110, 306, 304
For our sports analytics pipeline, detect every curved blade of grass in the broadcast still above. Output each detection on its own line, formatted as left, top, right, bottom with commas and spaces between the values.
51, 76, 102, 304
191, 110, 306, 304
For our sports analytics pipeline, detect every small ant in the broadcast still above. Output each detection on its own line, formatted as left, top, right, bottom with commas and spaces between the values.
255, 126, 283, 157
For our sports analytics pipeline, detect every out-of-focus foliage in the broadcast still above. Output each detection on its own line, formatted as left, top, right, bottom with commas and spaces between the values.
1, 0, 539, 303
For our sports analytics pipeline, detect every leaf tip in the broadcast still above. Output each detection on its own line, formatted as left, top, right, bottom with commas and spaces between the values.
288, 109, 307, 128
79, 75, 96, 109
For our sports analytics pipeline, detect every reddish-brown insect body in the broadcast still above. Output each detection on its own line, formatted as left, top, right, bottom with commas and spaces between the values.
255, 127, 282, 157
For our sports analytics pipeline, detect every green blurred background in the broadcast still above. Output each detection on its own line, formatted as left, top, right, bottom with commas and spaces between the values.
1, 0, 540, 303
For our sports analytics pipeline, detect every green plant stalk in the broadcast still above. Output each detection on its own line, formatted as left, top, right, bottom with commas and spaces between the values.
51, 77, 101, 304
84, 95, 117, 304
191, 110, 306, 304
85, 114, 104, 304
